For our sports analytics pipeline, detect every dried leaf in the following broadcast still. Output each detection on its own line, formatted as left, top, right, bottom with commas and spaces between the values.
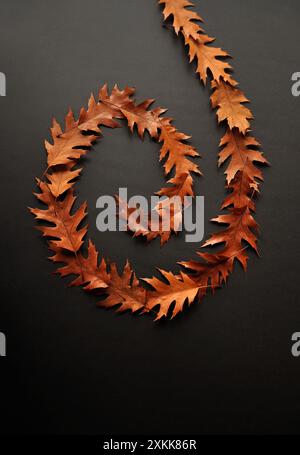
219, 130, 268, 184
159, 0, 204, 40
186, 36, 236, 85
211, 80, 253, 134
30, 180, 87, 253
45, 118, 97, 168
144, 270, 201, 320
203, 207, 259, 268
46, 163, 82, 198
50, 239, 110, 290
46, 85, 135, 171
100, 262, 147, 313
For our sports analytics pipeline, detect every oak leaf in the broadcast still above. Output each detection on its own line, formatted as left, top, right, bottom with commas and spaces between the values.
30, 180, 87, 253
186, 36, 236, 86
100, 262, 147, 314
144, 270, 202, 320
159, 0, 204, 40
180, 252, 233, 290
157, 172, 194, 200
202, 207, 258, 268
45, 118, 97, 168
158, 120, 201, 182
50, 239, 147, 313
50, 239, 110, 290
222, 173, 256, 211
46, 163, 82, 198
46, 84, 136, 172
211, 80, 253, 134
219, 130, 268, 184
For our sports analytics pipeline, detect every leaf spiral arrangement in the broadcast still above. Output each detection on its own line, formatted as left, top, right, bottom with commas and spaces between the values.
30, 0, 268, 321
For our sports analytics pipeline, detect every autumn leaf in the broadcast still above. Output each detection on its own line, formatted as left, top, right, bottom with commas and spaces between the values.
46, 163, 82, 198
45, 118, 97, 168
222, 172, 256, 211
121, 100, 164, 139
180, 252, 233, 289
159, 0, 204, 40
46, 85, 136, 172
49, 239, 147, 313
144, 270, 202, 320
157, 172, 194, 199
99, 83, 135, 118
50, 239, 110, 290
211, 80, 253, 134
100, 262, 147, 314
30, 180, 87, 253
218, 130, 268, 184
186, 36, 236, 86
202, 207, 259, 269
158, 119, 201, 181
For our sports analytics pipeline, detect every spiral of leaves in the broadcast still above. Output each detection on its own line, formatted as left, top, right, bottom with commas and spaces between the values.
30, 0, 268, 321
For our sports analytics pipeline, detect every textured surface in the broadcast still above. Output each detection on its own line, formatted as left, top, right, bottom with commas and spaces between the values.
0, 0, 300, 435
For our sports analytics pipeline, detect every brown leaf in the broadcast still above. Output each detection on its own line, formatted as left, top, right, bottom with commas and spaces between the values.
157, 172, 194, 199
144, 270, 201, 320
99, 83, 135, 118
160, 0, 236, 86
46, 163, 82, 198
211, 80, 253, 134
30, 180, 87, 253
222, 172, 256, 211
180, 252, 233, 290
158, 119, 201, 182
45, 118, 97, 168
100, 262, 147, 314
219, 130, 268, 184
186, 36, 236, 85
203, 207, 258, 268
121, 100, 164, 139
46, 84, 135, 170
159, 0, 204, 40
50, 239, 110, 290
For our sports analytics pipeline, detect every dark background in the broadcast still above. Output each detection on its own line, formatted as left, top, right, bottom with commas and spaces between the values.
0, 0, 299, 435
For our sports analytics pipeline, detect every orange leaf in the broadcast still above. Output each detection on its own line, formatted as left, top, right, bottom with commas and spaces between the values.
50, 239, 110, 290
30, 180, 87, 253
211, 80, 253, 134
159, 0, 204, 40
46, 163, 82, 198
144, 270, 201, 320
100, 262, 147, 314
186, 36, 236, 85
219, 130, 268, 184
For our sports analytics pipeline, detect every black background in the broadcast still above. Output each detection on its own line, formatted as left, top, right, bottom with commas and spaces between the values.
0, 0, 299, 435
